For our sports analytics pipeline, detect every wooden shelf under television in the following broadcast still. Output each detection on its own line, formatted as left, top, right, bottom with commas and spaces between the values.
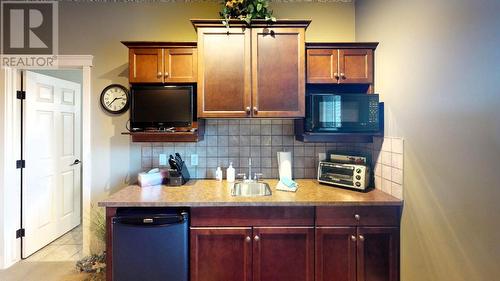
122, 120, 204, 142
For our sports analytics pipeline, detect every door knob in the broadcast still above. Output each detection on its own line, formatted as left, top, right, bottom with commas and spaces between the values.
164, 72, 169, 78
254, 235, 260, 241
245, 236, 251, 242
70, 159, 81, 166
253, 107, 258, 114
245, 107, 251, 115
354, 214, 360, 221
359, 235, 365, 241
334, 72, 339, 79
157, 71, 162, 77
340, 73, 346, 79
350, 235, 357, 242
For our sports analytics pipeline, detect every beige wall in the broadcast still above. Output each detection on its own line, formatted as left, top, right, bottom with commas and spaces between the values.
356, 0, 500, 280
57, 2, 355, 202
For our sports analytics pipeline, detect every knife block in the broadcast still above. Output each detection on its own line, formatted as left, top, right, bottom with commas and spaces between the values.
167, 163, 190, 186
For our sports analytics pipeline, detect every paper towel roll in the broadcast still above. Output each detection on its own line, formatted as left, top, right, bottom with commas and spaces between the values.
277, 151, 292, 180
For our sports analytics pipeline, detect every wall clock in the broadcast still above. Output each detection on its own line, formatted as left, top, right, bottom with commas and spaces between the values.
100, 84, 130, 114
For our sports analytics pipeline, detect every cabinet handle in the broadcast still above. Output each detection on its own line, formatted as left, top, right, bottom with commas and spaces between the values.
354, 214, 360, 221
340, 72, 346, 79
254, 235, 260, 241
245, 236, 251, 243
334, 72, 339, 79
164, 72, 169, 78
253, 107, 258, 114
350, 235, 357, 242
157, 71, 162, 77
359, 235, 365, 241
245, 107, 251, 115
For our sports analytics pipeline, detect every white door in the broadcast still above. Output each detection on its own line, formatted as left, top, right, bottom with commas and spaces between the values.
22, 71, 82, 257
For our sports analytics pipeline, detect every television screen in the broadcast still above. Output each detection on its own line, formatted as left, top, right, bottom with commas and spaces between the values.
131, 85, 193, 129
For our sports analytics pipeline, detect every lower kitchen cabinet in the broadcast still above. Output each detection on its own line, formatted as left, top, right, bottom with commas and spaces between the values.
316, 227, 357, 281
190, 227, 252, 281
357, 227, 400, 281
190, 226, 314, 281
316, 206, 401, 281
189, 206, 400, 281
253, 227, 314, 281
316, 226, 399, 281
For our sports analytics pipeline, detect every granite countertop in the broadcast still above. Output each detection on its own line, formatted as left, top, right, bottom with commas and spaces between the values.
98, 179, 402, 207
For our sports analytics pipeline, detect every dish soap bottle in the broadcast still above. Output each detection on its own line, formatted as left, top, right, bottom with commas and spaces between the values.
227, 162, 235, 182
215, 167, 223, 181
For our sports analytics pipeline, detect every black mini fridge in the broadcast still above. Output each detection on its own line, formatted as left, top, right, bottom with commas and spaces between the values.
112, 208, 189, 281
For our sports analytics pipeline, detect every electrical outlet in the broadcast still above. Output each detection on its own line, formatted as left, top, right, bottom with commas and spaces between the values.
191, 154, 199, 166
318, 153, 326, 161
159, 154, 167, 166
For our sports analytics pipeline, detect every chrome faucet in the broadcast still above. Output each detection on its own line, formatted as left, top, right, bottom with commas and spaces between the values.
248, 158, 252, 182
236, 158, 263, 182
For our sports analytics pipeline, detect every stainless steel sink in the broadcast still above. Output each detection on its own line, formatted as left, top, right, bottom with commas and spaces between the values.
231, 181, 272, 197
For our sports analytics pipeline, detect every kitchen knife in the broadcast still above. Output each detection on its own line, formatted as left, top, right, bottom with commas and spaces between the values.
168, 155, 180, 171
175, 153, 184, 170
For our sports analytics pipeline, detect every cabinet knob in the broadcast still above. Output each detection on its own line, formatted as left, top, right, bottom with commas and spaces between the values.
354, 214, 360, 221
340, 73, 346, 79
253, 107, 258, 114
334, 72, 339, 79
254, 235, 260, 241
359, 235, 365, 241
164, 72, 169, 78
157, 71, 162, 77
350, 235, 357, 242
245, 236, 251, 242
245, 107, 251, 115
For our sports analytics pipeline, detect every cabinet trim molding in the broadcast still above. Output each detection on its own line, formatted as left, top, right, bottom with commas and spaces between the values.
191, 19, 311, 29
306, 42, 379, 49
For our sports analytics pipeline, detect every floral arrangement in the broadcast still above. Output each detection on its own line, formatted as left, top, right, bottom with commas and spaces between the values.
75, 205, 107, 281
220, 0, 276, 26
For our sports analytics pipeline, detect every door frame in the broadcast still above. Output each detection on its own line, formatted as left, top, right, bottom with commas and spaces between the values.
0, 55, 93, 269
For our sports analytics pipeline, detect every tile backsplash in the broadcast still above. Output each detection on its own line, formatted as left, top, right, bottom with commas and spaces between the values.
140, 119, 404, 199
371, 136, 404, 200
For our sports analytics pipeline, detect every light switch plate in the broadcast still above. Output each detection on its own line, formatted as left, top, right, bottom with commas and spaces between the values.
318, 153, 326, 161
191, 154, 198, 166
159, 154, 167, 166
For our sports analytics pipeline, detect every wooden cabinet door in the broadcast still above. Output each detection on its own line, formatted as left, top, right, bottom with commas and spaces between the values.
253, 227, 314, 281
357, 227, 400, 281
315, 227, 357, 281
129, 48, 163, 83
164, 48, 197, 83
307, 49, 339, 83
190, 227, 252, 281
338, 49, 373, 84
197, 28, 252, 118
252, 28, 305, 118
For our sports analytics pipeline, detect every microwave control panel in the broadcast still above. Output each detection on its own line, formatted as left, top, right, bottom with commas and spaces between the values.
368, 99, 379, 123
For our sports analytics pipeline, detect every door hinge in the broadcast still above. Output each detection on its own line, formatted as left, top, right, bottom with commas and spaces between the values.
16, 228, 25, 239
16, 160, 25, 169
16, 90, 26, 100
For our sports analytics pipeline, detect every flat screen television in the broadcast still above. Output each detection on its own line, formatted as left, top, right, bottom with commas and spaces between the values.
130, 85, 193, 129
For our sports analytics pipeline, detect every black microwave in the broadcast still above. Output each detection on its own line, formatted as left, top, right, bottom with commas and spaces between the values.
305, 93, 381, 133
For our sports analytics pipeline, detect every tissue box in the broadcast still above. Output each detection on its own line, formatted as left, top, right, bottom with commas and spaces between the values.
138, 169, 167, 187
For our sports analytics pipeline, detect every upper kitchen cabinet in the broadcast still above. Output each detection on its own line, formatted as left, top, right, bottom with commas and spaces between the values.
123, 41, 197, 84
252, 27, 306, 117
306, 43, 377, 86
195, 26, 252, 118
192, 19, 310, 118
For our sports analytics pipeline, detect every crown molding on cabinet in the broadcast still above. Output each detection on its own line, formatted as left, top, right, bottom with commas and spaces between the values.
191, 19, 311, 29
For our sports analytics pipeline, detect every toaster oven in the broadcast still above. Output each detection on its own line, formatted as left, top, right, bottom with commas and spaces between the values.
318, 161, 370, 191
